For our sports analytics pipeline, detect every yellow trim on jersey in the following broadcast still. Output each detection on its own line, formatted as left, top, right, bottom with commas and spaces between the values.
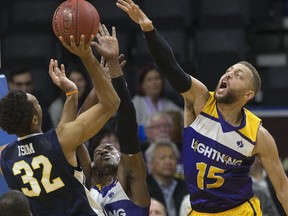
239, 109, 261, 143
188, 196, 262, 216
202, 92, 218, 118
201, 92, 261, 143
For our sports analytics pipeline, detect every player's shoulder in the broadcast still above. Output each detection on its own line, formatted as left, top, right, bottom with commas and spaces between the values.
254, 125, 276, 154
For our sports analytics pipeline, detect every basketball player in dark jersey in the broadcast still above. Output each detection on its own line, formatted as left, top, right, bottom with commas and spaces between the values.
117, 0, 288, 215
0, 34, 120, 215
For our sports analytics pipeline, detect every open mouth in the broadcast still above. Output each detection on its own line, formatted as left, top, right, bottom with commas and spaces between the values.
219, 80, 227, 90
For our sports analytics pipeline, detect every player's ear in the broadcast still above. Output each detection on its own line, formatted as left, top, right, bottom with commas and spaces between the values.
32, 115, 40, 126
245, 90, 254, 101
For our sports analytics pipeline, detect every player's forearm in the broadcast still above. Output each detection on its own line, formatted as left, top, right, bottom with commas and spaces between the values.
77, 88, 99, 116
76, 144, 92, 189
58, 94, 78, 126
111, 76, 140, 154
143, 29, 191, 93
107, 57, 123, 79
277, 187, 288, 215
80, 53, 120, 109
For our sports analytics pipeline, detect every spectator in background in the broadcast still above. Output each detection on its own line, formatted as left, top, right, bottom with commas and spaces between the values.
132, 65, 182, 141
0, 190, 32, 216
48, 66, 91, 127
143, 111, 184, 179
145, 139, 188, 216
142, 112, 173, 151
250, 158, 280, 216
149, 198, 167, 216
7, 66, 52, 132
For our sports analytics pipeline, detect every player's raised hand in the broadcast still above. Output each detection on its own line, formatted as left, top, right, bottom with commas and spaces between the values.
100, 54, 127, 79
92, 24, 119, 61
116, 0, 153, 31
59, 34, 94, 59
49, 59, 78, 93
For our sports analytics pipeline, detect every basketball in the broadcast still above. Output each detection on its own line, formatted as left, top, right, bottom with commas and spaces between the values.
52, 0, 100, 45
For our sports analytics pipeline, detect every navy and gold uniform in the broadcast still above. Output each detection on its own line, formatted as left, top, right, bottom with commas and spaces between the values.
0, 129, 105, 216
90, 179, 149, 216
183, 92, 262, 214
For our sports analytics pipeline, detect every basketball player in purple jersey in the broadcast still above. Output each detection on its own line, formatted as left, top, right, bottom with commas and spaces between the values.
117, 0, 288, 215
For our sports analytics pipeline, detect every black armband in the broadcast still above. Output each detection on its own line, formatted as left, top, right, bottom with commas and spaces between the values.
144, 29, 191, 93
111, 76, 141, 154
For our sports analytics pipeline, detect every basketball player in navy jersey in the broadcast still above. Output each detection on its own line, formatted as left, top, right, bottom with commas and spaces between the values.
0, 34, 120, 215
77, 25, 150, 215
117, 0, 288, 215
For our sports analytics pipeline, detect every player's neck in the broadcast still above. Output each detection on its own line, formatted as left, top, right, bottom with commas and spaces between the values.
96, 174, 116, 186
217, 103, 243, 126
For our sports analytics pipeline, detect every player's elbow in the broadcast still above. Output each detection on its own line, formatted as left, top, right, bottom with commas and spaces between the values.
103, 94, 120, 112
111, 96, 120, 111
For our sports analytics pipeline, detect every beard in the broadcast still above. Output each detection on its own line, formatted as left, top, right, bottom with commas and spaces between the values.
214, 88, 242, 104
94, 156, 120, 177
95, 162, 118, 177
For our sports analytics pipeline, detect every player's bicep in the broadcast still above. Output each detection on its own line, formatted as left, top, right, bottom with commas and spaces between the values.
118, 153, 150, 207
255, 126, 288, 194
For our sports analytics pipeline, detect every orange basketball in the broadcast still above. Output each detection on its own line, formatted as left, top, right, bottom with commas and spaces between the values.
52, 0, 100, 45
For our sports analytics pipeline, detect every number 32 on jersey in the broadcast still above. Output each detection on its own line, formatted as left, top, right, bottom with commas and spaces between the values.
12, 155, 65, 197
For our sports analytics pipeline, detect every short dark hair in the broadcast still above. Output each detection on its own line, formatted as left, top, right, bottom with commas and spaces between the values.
0, 90, 35, 135
238, 61, 261, 94
0, 190, 31, 216
88, 128, 117, 160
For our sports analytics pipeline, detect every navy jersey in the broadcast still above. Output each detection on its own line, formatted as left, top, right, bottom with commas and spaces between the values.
90, 179, 149, 216
182, 92, 261, 213
0, 129, 105, 216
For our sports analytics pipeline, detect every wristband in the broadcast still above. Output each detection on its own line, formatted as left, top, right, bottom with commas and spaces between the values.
66, 90, 79, 96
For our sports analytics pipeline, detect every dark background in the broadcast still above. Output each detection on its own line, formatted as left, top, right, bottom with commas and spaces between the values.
0, 0, 288, 158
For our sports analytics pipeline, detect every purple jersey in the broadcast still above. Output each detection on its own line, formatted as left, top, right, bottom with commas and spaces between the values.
182, 92, 261, 213
91, 179, 149, 216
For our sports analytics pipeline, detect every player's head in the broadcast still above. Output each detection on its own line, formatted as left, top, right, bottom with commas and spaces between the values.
0, 89, 42, 136
0, 190, 32, 216
214, 61, 261, 104
93, 143, 120, 177
8, 66, 34, 94
88, 128, 119, 160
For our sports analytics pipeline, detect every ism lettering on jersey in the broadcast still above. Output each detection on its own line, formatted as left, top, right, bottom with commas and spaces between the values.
18, 143, 35, 156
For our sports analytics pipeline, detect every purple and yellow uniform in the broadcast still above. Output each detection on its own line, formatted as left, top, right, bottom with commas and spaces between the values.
183, 92, 262, 214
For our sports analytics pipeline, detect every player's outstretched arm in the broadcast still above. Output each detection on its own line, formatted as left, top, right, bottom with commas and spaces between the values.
116, 0, 193, 93
56, 35, 120, 158
96, 24, 150, 207
48, 59, 78, 126
117, 0, 210, 127
254, 126, 288, 215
